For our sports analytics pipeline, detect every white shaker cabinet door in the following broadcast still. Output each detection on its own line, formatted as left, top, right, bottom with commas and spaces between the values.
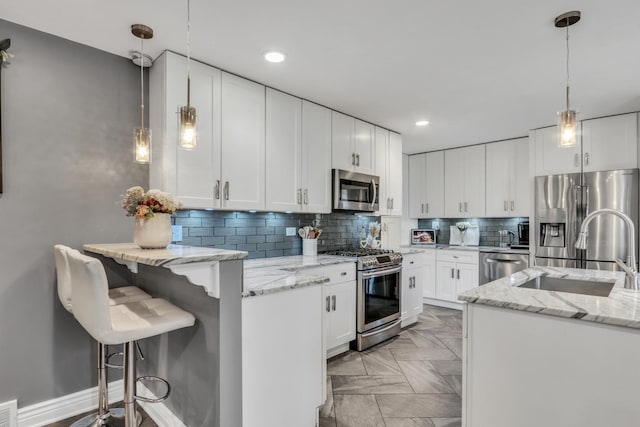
581, 113, 638, 172
301, 101, 332, 213
354, 119, 375, 174
374, 127, 389, 214
533, 125, 581, 176
423, 255, 437, 299
485, 141, 511, 217
462, 144, 486, 217
265, 88, 302, 212
220, 72, 266, 211
331, 111, 355, 171
456, 262, 479, 297
324, 280, 357, 350
444, 148, 466, 218
424, 151, 445, 218
511, 137, 530, 217
388, 132, 403, 216
408, 154, 427, 218
436, 261, 458, 302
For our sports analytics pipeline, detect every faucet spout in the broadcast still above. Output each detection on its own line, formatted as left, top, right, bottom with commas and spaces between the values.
575, 208, 639, 290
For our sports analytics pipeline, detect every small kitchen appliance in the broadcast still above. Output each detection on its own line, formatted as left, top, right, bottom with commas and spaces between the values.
332, 169, 380, 212
411, 229, 436, 245
325, 248, 402, 351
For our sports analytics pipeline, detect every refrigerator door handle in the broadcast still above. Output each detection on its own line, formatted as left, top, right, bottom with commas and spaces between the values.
583, 185, 590, 217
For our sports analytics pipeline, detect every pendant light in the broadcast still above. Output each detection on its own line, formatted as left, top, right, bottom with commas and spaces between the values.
179, 0, 197, 150
555, 11, 581, 148
132, 24, 153, 164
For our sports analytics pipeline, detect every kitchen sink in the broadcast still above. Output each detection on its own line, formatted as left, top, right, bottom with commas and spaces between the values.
518, 276, 615, 297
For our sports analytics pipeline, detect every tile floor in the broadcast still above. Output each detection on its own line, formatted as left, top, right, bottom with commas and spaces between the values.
47, 304, 461, 427
320, 304, 463, 427
44, 404, 157, 427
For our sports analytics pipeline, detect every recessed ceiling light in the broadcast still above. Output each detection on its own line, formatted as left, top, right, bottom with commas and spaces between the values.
416, 120, 430, 127
264, 51, 286, 63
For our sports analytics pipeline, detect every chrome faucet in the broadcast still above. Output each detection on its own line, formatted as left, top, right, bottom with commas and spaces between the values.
575, 208, 639, 290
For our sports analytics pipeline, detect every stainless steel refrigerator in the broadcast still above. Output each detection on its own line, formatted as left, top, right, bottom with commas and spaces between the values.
535, 169, 639, 271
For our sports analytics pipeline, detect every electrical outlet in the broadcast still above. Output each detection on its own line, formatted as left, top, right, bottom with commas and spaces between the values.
171, 225, 183, 242
432, 221, 440, 230
285, 227, 297, 236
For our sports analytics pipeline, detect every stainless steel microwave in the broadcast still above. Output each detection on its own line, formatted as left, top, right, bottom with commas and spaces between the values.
333, 169, 379, 212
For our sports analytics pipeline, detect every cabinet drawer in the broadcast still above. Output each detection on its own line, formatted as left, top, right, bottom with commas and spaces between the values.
403, 251, 434, 267
437, 249, 479, 265
306, 263, 356, 284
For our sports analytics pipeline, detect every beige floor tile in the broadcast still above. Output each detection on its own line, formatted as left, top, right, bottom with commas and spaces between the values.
397, 361, 454, 393
405, 329, 449, 349
431, 360, 462, 376
438, 337, 463, 359
442, 375, 462, 397
320, 417, 337, 427
432, 418, 462, 427
390, 346, 458, 361
384, 418, 435, 427
328, 351, 367, 375
361, 348, 403, 375
332, 375, 413, 394
319, 376, 335, 417
376, 394, 462, 418
334, 394, 386, 427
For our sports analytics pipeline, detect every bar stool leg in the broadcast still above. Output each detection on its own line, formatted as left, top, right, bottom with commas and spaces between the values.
123, 341, 137, 427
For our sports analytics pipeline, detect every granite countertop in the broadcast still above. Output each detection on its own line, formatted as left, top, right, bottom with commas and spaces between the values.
243, 255, 357, 298
83, 243, 248, 266
400, 244, 529, 255
459, 266, 640, 329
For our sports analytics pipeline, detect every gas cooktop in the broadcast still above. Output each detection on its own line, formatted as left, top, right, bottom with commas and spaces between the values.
324, 248, 402, 270
324, 248, 396, 257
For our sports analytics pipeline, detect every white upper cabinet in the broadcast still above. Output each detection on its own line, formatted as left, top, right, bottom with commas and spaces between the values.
408, 151, 444, 218
265, 88, 302, 212
149, 51, 221, 209
485, 137, 529, 217
533, 113, 637, 176
332, 112, 375, 174
375, 128, 403, 216
301, 101, 332, 213
220, 72, 266, 211
532, 125, 581, 176
581, 113, 638, 172
444, 145, 485, 218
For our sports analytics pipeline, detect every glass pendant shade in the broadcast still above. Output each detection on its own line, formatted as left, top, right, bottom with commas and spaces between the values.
134, 127, 151, 163
558, 109, 578, 148
179, 105, 198, 150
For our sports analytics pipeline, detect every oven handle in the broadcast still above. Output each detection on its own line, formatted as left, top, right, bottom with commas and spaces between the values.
361, 265, 402, 279
359, 318, 402, 338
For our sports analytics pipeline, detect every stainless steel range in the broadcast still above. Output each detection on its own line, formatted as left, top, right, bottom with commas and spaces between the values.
325, 248, 403, 351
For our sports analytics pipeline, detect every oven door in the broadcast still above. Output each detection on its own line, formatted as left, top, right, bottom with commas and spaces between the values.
333, 169, 379, 212
358, 265, 401, 333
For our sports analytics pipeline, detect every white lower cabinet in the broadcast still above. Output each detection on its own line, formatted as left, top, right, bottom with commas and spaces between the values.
401, 252, 429, 326
434, 249, 479, 306
307, 264, 357, 358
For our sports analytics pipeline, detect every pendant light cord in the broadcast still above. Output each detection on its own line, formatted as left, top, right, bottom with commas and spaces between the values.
140, 37, 145, 129
186, 0, 191, 108
565, 19, 570, 111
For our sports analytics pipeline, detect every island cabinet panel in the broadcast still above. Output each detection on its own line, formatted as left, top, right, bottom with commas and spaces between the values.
464, 304, 640, 427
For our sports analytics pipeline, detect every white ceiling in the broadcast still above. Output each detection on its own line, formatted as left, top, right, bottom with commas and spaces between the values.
3, 0, 640, 154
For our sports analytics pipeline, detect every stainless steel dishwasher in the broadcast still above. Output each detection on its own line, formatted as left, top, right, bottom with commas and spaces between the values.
479, 251, 529, 285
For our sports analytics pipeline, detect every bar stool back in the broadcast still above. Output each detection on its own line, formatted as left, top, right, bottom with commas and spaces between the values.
67, 250, 195, 427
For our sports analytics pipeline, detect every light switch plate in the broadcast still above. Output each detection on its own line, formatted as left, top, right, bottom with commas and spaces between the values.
432, 221, 440, 230
285, 227, 297, 236
171, 225, 183, 242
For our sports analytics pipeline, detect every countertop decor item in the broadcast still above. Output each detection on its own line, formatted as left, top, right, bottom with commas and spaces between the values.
121, 186, 182, 249
456, 222, 471, 246
299, 225, 322, 255
368, 222, 381, 248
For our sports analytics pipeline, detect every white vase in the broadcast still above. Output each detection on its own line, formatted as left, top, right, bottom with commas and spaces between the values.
134, 213, 172, 249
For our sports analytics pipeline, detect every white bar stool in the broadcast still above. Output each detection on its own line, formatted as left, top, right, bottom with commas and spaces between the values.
66, 250, 195, 427
54, 245, 151, 426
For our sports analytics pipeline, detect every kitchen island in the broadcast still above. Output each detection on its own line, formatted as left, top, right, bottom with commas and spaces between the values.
459, 266, 640, 427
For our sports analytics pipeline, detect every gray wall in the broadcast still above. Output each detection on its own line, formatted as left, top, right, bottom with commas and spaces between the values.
0, 20, 147, 406
174, 210, 380, 257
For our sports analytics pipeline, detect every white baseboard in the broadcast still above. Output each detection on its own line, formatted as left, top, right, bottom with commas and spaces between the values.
135, 382, 186, 427
15, 380, 184, 427
17, 380, 123, 427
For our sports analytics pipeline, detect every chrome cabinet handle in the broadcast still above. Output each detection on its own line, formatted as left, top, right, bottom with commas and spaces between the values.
425, 202, 429, 213
224, 181, 229, 200
387, 198, 390, 209
584, 152, 590, 166
457, 269, 460, 280
421, 203, 424, 213
214, 180, 220, 200
504, 200, 508, 211
341, 271, 347, 276
331, 295, 336, 311
297, 188, 302, 205
451, 268, 455, 279
304, 189, 308, 205
574, 153, 580, 167
409, 260, 414, 265
356, 154, 360, 166
326, 296, 331, 312
459, 202, 462, 213
464, 202, 468, 212
511, 200, 515, 211
391, 198, 394, 209
352, 153, 356, 166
